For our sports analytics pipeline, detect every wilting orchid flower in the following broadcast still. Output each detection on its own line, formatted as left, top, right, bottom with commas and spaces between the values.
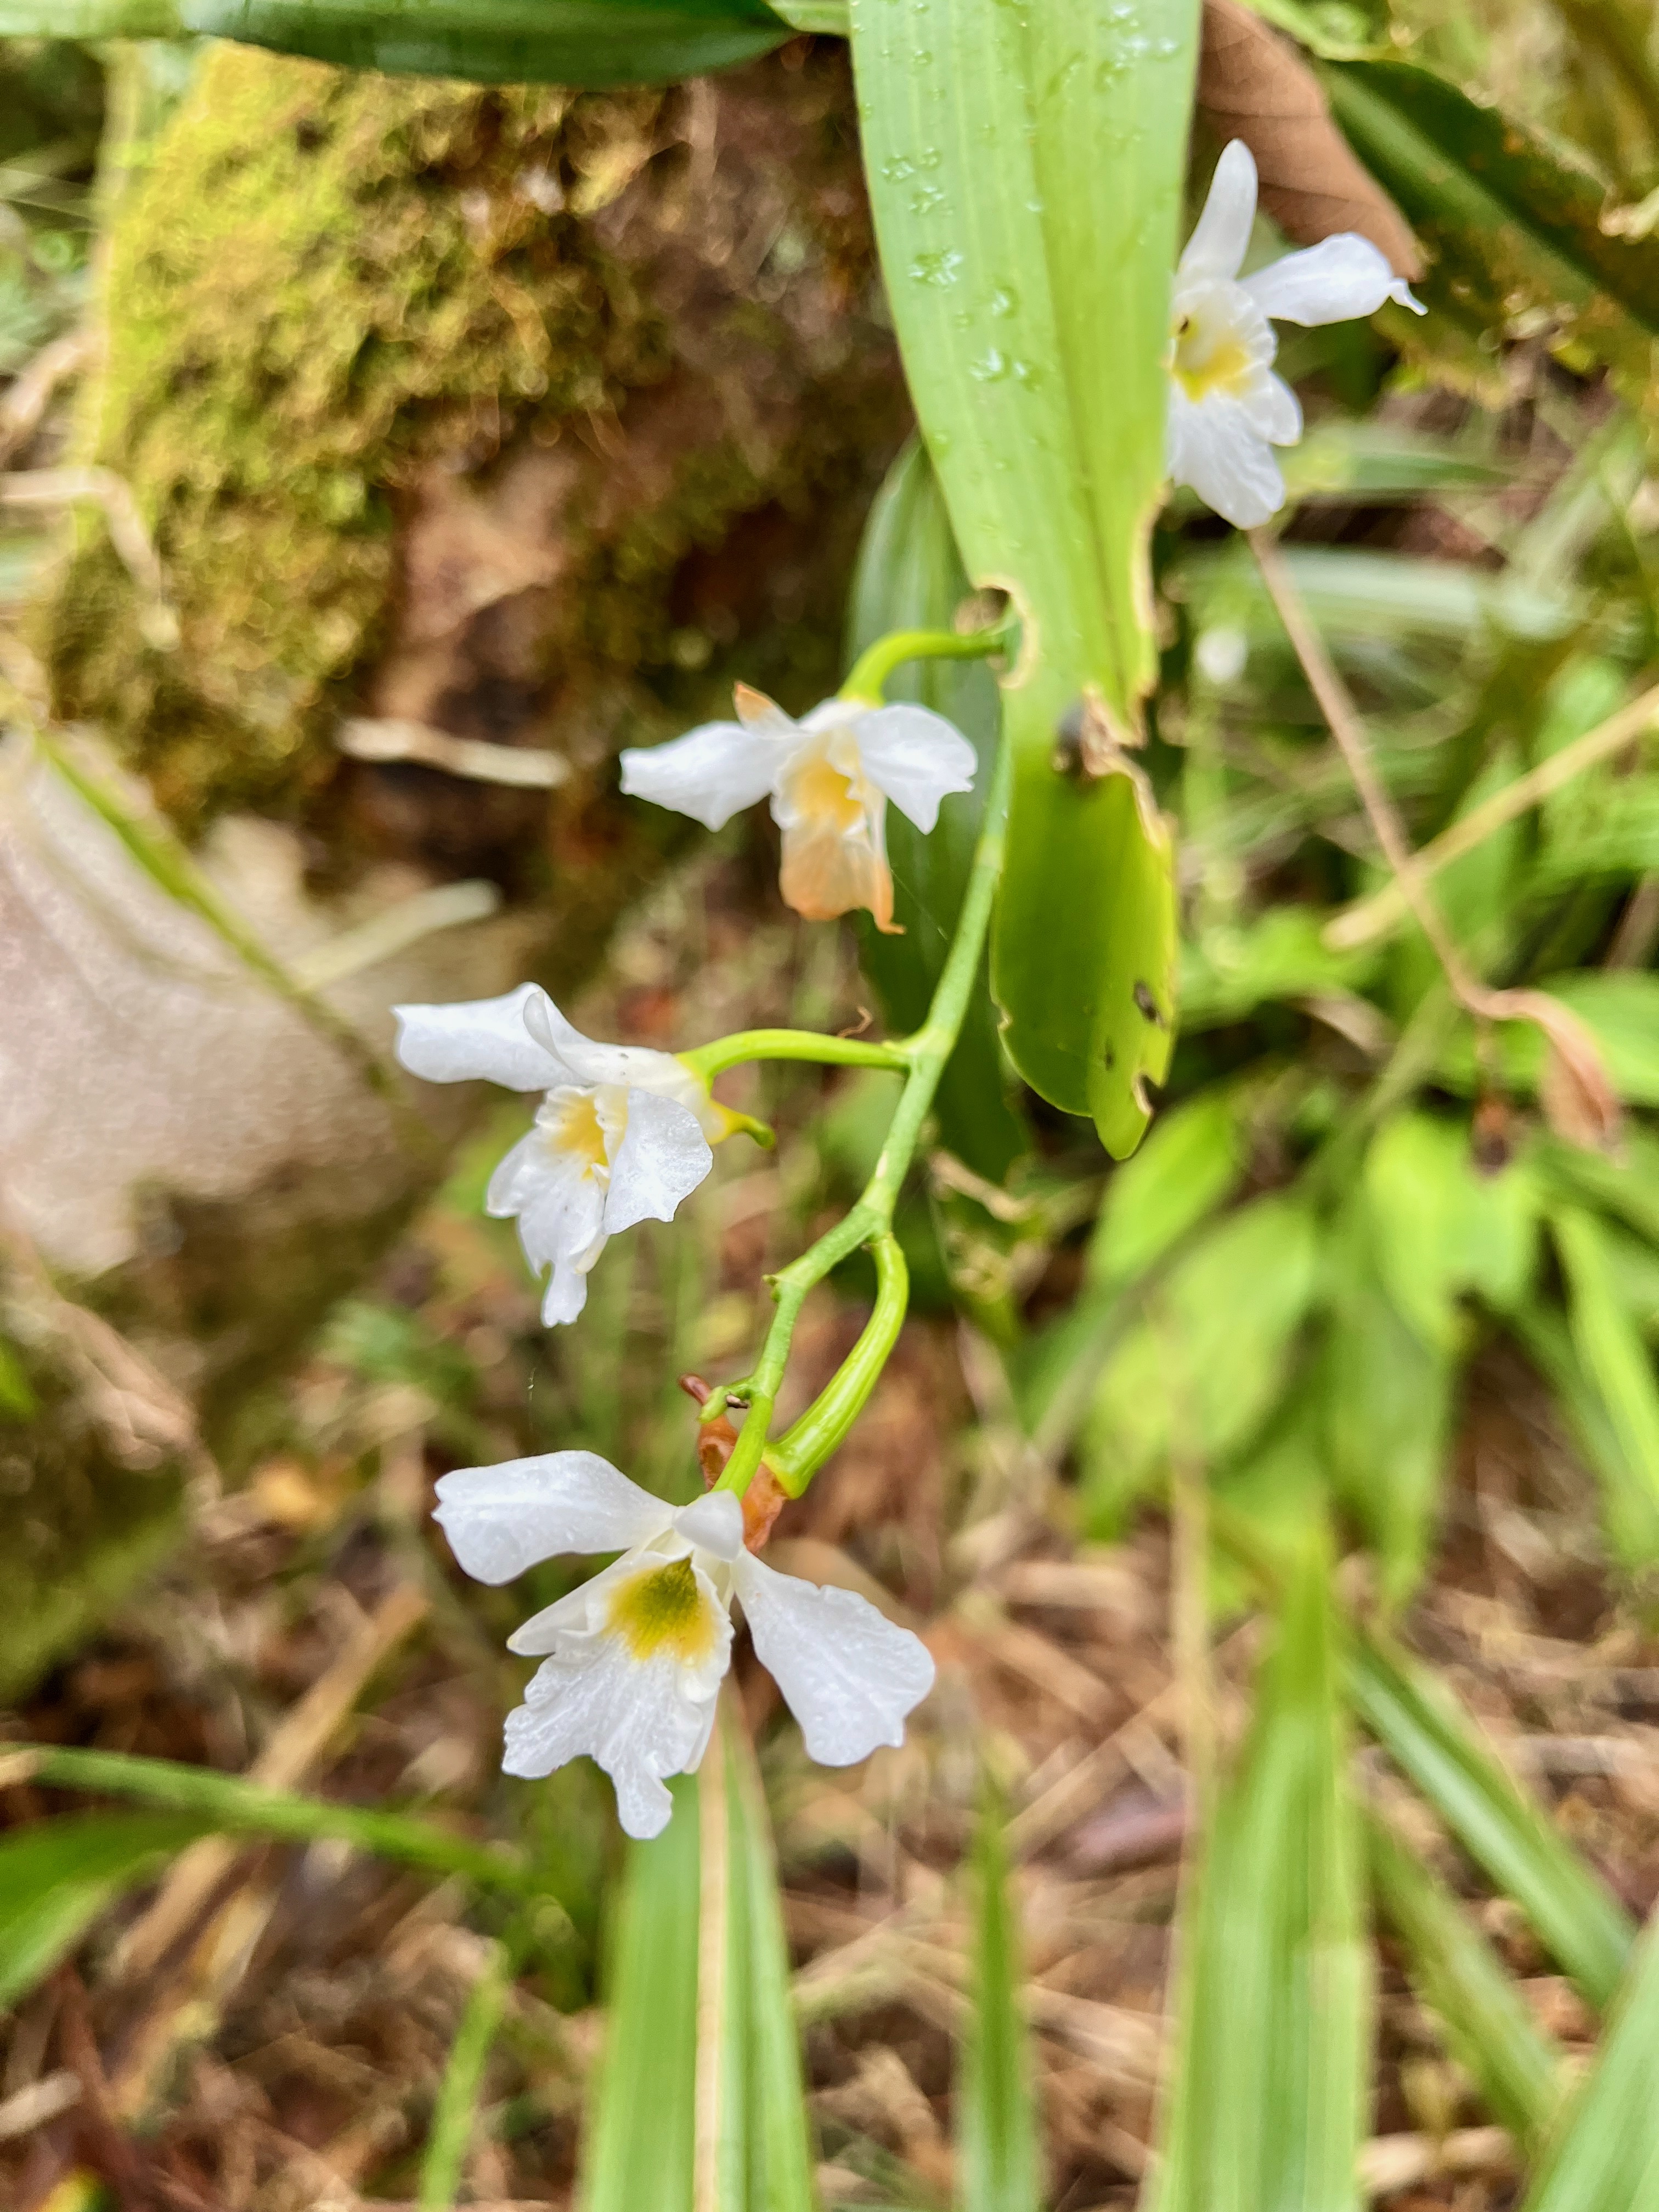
618, 682, 977, 933
1167, 139, 1424, 528
394, 985, 727, 1327
434, 1450, 935, 1837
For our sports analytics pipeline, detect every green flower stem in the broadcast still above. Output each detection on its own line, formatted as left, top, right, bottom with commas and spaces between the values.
712, 725, 1014, 1500
767, 1235, 909, 1494
839, 620, 1012, 706
678, 1029, 910, 1087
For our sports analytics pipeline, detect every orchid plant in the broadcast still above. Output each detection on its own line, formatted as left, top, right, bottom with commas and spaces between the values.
391, 159, 1414, 1829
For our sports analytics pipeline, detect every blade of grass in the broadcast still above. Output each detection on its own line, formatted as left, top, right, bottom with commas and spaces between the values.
1149, 1530, 1371, 2212
1351, 1635, 1634, 2009
1367, 1814, 1565, 2150
725, 1718, 818, 2211
580, 1775, 700, 2212
9, 1745, 533, 1896
1553, 1204, 1659, 1566
958, 1781, 1040, 2212
1520, 1917, 1659, 2210
0, 1812, 207, 2010
417, 1933, 519, 2211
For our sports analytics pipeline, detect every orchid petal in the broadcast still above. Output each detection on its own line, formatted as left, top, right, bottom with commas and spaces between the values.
778, 811, 895, 931
619, 719, 788, 831
602, 1088, 713, 1237
521, 993, 699, 1103
673, 1491, 744, 1560
733, 1553, 935, 1765
486, 1131, 609, 1324
433, 1449, 667, 1583
1167, 390, 1286, 528
393, 984, 562, 1091
1243, 233, 1424, 325
851, 704, 979, 833
504, 1612, 732, 1838
1179, 139, 1257, 283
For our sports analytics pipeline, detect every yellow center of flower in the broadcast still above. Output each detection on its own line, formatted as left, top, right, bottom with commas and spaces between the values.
549, 1091, 610, 1173
606, 1556, 719, 1663
787, 751, 868, 835
1172, 312, 1253, 403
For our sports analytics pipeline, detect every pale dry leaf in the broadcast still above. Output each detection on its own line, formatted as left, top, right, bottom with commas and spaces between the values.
1198, 0, 1423, 279
1525, 992, 1625, 1154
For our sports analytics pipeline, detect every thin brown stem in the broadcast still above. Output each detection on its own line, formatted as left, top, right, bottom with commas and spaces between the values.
1249, 529, 1620, 1145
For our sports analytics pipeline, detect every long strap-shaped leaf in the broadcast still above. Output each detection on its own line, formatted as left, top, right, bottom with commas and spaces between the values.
12, 1743, 534, 1895
958, 1782, 1041, 2212
0, 1811, 210, 2012
1150, 1535, 1371, 2212
1367, 1814, 1565, 2153
582, 1776, 702, 2212
1352, 1635, 1635, 2011
1520, 1916, 1659, 2212
1324, 56, 1659, 339
848, 0, 1192, 1153
0, 0, 788, 86
579, 1724, 817, 2212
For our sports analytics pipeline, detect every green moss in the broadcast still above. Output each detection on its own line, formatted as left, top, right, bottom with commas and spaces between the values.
43, 47, 664, 827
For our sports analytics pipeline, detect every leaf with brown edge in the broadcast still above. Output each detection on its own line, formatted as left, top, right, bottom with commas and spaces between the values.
1198, 0, 1422, 279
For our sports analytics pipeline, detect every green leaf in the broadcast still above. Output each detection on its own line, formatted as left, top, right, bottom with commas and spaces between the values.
1079, 1194, 1319, 1533
1440, 973, 1659, 1107
0, 1811, 208, 2010
1179, 907, 1381, 1032
582, 1777, 701, 2212
1085, 1090, 1245, 1295
1351, 1633, 1634, 2011
0, 0, 788, 84
1368, 1814, 1565, 2152
1150, 1535, 1370, 2212
1551, 1205, 1659, 1568
419, 1934, 517, 2211
726, 1720, 819, 2211
848, 0, 1196, 1150
18, 1743, 533, 1895
1323, 58, 1659, 342
580, 1724, 817, 2212
1535, 1127, 1659, 1252
847, 435, 1029, 1184
1323, 1198, 1456, 1606
1363, 1114, 1538, 1340
958, 1784, 1039, 2212
1514, 1305, 1659, 1572
1520, 1917, 1659, 2211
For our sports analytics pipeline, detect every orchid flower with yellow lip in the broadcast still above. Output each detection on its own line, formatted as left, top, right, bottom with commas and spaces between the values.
1168, 140, 1424, 529
433, 1450, 935, 1838
394, 984, 732, 1327
618, 681, 978, 933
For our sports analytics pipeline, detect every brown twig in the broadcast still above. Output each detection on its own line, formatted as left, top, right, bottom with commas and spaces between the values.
1249, 528, 1622, 1150
1327, 674, 1659, 951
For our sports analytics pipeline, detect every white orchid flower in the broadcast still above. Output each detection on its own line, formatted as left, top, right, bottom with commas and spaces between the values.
433, 1449, 936, 1838
1167, 139, 1424, 529
394, 984, 726, 1327
618, 682, 977, 933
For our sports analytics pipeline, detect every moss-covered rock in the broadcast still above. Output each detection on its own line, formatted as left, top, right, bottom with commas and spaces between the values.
40, 42, 904, 845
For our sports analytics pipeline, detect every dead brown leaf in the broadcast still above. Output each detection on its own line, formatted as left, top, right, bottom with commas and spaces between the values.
1198, 0, 1423, 279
